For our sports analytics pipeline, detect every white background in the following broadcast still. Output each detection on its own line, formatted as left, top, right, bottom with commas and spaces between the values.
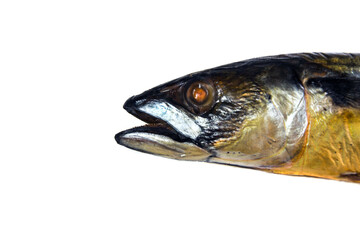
1, 0, 360, 239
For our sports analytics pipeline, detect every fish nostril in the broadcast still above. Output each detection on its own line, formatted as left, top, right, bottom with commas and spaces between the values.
123, 94, 149, 113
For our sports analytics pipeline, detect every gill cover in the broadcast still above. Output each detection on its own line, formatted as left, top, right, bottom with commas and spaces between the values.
208, 65, 308, 169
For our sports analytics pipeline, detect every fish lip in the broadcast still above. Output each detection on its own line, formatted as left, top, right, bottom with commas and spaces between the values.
123, 95, 165, 124
115, 123, 190, 146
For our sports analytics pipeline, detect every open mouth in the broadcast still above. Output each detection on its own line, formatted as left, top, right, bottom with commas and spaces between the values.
115, 97, 211, 161
115, 122, 189, 147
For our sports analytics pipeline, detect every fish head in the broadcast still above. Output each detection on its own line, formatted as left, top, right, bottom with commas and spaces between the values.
115, 62, 308, 169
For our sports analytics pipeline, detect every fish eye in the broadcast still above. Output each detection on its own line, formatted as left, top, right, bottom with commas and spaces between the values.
185, 81, 215, 114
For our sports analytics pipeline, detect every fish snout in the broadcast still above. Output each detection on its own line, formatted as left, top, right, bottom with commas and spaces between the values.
123, 95, 145, 115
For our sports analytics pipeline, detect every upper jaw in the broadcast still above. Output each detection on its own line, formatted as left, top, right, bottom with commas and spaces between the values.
122, 90, 209, 140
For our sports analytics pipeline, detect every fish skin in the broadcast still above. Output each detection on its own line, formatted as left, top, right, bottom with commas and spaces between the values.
116, 53, 360, 183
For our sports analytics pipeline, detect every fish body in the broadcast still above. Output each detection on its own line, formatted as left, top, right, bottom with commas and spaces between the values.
116, 53, 360, 183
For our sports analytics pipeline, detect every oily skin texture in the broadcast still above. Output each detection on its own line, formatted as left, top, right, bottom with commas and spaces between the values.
205, 65, 308, 169
271, 96, 360, 182
117, 53, 360, 183
270, 54, 360, 182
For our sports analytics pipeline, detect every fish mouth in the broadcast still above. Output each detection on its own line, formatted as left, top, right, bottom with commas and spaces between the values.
115, 96, 211, 161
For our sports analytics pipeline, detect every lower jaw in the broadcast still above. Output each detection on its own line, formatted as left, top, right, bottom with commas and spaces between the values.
115, 124, 211, 161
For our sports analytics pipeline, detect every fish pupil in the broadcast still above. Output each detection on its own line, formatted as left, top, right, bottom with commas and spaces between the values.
192, 85, 207, 103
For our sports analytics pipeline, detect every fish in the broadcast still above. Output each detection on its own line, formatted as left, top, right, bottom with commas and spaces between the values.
115, 53, 360, 183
